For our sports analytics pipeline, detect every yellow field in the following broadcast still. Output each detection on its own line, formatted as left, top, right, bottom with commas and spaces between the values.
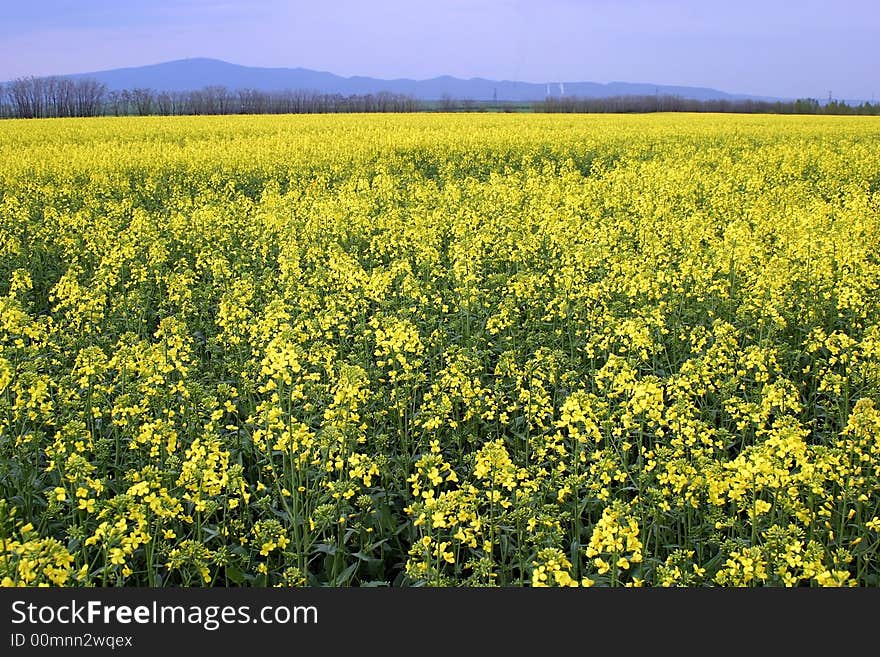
1, 113, 879, 586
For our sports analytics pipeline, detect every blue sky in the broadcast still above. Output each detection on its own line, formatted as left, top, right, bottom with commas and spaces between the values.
1, 0, 877, 100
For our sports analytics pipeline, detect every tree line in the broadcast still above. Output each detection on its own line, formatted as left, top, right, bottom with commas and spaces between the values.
537, 94, 880, 115
1, 77, 106, 118
1, 75, 878, 118
0, 76, 421, 118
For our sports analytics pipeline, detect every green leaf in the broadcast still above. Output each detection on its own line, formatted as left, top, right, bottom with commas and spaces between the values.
330, 561, 360, 586
225, 565, 246, 584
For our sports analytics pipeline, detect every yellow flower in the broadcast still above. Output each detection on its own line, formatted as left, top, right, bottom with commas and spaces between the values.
109, 548, 126, 565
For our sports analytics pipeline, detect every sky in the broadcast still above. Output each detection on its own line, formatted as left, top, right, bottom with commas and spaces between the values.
1, 0, 877, 100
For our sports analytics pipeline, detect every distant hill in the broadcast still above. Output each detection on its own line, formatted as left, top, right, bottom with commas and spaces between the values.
20, 58, 779, 102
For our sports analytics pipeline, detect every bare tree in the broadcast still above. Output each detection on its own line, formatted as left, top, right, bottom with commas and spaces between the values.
45, 77, 74, 117
9, 77, 44, 118
131, 88, 155, 116
212, 86, 232, 114
239, 89, 269, 114
107, 91, 123, 116
156, 92, 173, 115
73, 79, 106, 117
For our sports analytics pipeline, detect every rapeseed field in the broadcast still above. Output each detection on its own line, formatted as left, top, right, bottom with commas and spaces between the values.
1, 113, 879, 587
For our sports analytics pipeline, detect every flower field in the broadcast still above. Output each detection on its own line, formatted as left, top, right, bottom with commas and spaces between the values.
1, 113, 879, 587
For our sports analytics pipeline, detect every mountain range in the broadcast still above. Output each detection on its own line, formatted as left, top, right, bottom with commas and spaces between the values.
20, 58, 780, 103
